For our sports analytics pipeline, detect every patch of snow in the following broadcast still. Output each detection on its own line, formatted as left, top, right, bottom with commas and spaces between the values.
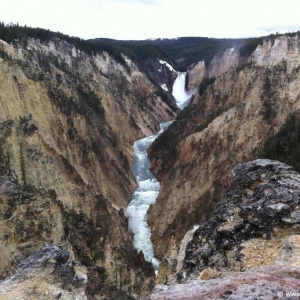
161, 84, 168, 91
159, 59, 175, 72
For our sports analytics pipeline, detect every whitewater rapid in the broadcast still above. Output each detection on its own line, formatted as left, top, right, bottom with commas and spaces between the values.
126, 122, 171, 271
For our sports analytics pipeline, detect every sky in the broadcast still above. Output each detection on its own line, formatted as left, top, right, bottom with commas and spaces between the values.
2, 0, 300, 40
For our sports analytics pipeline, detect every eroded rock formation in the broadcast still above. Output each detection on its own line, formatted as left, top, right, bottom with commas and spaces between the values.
142, 160, 300, 299
0, 36, 177, 299
178, 159, 300, 281
148, 34, 300, 282
142, 235, 300, 300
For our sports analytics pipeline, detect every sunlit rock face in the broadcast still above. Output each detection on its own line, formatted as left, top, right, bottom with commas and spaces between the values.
0, 37, 177, 299
148, 34, 300, 283
253, 35, 300, 68
186, 60, 206, 90
207, 47, 242, 78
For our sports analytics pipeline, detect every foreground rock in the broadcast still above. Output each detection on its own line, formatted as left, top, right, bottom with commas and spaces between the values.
143, 159, 300, 299
143, 235, 300, 300
0, 244, 87, 300
178, 159, 300, 281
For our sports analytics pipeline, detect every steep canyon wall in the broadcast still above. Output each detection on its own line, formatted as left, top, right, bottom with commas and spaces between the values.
148, 35, 300, 282
0, 37, 177, 299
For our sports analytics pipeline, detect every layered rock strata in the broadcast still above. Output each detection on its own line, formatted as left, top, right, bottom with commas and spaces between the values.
187, 47, 244, 91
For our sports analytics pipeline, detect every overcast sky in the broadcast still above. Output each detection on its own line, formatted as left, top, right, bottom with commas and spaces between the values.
1, 0, 300, 40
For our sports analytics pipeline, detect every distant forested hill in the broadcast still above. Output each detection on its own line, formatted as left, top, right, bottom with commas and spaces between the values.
92, 37, 245, 71
1, 22, 297, 71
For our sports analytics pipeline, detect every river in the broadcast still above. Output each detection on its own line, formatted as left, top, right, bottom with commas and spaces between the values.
126, 71, 193, 272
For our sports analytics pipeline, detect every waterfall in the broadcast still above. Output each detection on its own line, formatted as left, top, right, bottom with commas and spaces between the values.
172, 72, 194, 109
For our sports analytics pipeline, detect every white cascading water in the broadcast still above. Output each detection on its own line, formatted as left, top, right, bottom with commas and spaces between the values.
126, 66, 194, 272
172, 72, 194, 109
126, 122, 171, 271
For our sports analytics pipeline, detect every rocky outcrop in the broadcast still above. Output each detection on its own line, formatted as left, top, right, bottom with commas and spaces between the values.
142, 160, 300, 299
148, 34, 300, 282
142, 235, 300, 300
0, 244, 87, 300
0, 37, 176, 211
141, 58, 179, 112
178, 159, 300, 280
207, 47, 242, 78
0, 175, 60, 280
253, 35, 300, 67
186, 60, 206, 91
0, 36, 177, 298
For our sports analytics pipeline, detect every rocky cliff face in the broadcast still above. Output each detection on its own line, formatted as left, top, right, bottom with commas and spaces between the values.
178, 159, 300, 281
142, 160, 300, 299
143, 236, 300, 300
186, 47, 244, 90
148, 34, 300, 282
142, 58, 178, 95
0, 37, 177, 299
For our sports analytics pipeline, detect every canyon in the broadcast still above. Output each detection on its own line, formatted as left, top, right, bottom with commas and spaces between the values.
148, 34, 300, 284
1, 30, 300, 300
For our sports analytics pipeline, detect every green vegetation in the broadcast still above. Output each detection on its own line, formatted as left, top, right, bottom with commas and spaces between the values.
238, 31, 300, 57
0, 22, 127, 67
1, 22, 299, 73
94, 36, 246, 71
260, 112, 300, 172
116, 41, 172, 66
19, 141, 28, 190
76, 84, 105, 118
263, 100, 277, 121
236, 62, 252, 72
239, 37, 265, 57
261, 76, 277, 122
0, 45, 12, 61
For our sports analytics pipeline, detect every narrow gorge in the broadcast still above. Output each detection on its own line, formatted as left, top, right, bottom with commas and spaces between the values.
126, 122, 170, 272
126, 63, 194, 272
